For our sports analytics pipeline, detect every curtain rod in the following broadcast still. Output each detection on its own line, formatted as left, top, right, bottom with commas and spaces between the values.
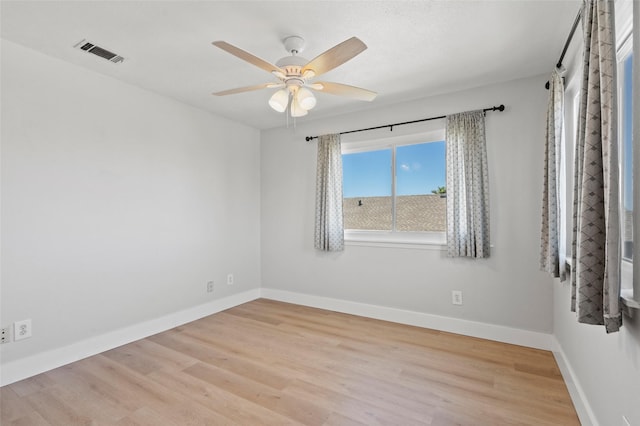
545, 8, 582, 89
304, 104, 505, 142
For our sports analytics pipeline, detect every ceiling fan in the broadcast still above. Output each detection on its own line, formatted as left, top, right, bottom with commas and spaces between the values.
211, 36, 377, 117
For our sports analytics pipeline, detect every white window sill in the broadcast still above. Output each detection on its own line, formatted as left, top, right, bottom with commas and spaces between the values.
344, 230, 446, 250
620, 260, 637, 310
621, 289, 640, 310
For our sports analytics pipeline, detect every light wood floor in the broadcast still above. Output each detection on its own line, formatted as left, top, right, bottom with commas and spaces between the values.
1, 299, 579, 425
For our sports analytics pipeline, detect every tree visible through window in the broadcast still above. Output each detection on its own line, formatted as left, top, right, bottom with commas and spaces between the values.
342, 141, 446, 233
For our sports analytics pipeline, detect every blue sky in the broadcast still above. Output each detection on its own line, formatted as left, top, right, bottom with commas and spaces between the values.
342, 141, 446, 198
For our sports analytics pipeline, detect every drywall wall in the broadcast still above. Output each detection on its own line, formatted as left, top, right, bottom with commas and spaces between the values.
0, 40, 261, 366
260, 74, 555, 334
554, 283, 640, 426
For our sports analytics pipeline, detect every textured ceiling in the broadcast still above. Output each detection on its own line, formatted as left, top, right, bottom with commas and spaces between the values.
1, 1, 581, 130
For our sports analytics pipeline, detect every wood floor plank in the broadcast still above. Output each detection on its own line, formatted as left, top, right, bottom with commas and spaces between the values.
24, 388, 93, 425
114, 407, 180, 426
6, 411, 51, 426
147, 368, 304, 426
74, 355, 234, 425
1, 387, 43, 425
0, 299, 579, 425
6, 373, 56, 397
282, 378, 435, 425
183, 362, 331, 425
323, 412, 369, 426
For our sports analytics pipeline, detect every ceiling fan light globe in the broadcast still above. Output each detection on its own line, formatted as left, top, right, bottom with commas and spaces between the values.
302, 69, 316, 79
290, 97, 308, 117
268, 89, 289, 113
296, 87, 316, 110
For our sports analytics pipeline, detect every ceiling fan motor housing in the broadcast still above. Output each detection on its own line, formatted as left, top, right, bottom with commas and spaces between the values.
276, 55, 308, 77
276, 36, 310, 78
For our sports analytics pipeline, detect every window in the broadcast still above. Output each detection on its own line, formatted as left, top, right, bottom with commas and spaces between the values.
618, 36, 633, 296
343, 148, 393, 231
620, 49, 633, 261
341, 129, 446, 246
560, 1, 636, 307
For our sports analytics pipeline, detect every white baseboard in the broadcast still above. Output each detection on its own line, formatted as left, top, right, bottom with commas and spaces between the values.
260, 288, 554, 350
0, 288, 261, 386
551, 336, 599, 426
0, 287, 568, 396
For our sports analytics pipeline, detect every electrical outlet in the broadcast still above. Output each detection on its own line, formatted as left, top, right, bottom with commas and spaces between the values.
227, 273, 234, 285
207, 281, 214, 293
452, 290, 463, 305
1, 327, 10, 344
14, 319, 32, 341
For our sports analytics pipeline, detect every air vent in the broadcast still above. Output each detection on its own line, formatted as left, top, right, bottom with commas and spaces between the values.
74, 39, 124, 64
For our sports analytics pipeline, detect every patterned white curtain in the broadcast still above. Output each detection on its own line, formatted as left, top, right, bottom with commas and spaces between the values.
540, 69, 567, 281
571, 0, 621, 333
314, 133, 344, 251
446, 110, 490, 258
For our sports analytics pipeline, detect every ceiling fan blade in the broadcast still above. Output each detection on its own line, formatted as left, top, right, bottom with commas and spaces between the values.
212, 41, 285, 75
301, 37, 367, 77
213, 82, 284, 96
311, 82, 377, 102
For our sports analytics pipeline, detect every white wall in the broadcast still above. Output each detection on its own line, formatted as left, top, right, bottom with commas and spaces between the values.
261, 74, 555, 334
0, 40, 261, 366
554, 284, 640, 425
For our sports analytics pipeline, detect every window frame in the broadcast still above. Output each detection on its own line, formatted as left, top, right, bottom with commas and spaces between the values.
559, 71, 581, 270
617, 32, 634, 301
341, 127, 447, 249
614, 0, 637, 307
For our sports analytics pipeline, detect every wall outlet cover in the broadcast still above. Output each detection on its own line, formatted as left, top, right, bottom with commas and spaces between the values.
1, 327, 10, 344
14, 319, 32, 341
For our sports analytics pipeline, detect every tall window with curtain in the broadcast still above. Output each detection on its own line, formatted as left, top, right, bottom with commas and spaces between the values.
445, 110, 490, 258
314, 133, 344, 251
540, 69, 567, 281
571, 0, 622, 333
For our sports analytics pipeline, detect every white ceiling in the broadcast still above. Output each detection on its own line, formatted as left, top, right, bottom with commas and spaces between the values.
1, 1, 581, 130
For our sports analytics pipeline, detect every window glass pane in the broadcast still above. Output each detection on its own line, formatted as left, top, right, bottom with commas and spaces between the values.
622, 52, 633, 260
396, 141, 446, 232
342, 149, 392, 230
